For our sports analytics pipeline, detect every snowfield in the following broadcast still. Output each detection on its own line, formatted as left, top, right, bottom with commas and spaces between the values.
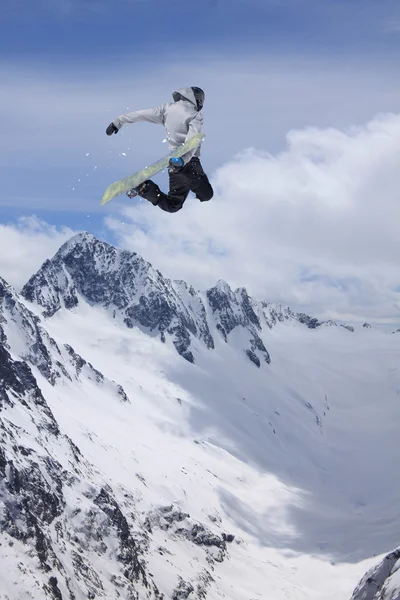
1, 233, 399, 599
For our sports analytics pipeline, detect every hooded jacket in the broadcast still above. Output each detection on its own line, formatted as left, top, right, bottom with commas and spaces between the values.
113, 87, 203, 165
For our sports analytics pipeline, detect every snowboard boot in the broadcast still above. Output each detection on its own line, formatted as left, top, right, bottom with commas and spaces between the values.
126, 180, 151, 200
168, 156, 184, 174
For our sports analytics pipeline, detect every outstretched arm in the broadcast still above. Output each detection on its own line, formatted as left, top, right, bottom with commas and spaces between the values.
106, 105, 167, 135
114, 105, 167, 130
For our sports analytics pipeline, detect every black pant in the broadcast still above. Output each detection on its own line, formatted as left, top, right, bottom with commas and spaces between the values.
139, 157, 213, 213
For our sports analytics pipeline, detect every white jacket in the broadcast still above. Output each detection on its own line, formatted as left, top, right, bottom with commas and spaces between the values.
113, 87, 203, 165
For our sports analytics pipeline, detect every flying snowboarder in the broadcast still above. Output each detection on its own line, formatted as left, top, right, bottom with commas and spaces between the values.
106, 87, 213, 213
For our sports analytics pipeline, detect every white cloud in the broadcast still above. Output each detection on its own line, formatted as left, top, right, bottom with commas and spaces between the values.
2, 55, 400, 211
106, 112, 400, 325
0, 217, 75, 290
2, 55, 400, 324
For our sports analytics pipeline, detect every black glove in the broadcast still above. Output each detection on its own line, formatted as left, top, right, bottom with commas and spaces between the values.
106, 122, 119, 136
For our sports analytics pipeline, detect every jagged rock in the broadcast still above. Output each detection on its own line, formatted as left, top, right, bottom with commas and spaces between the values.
323, 319, 338, 327
147, 505, 228, 566
0, 328, 161, 599
117, 384, 130, 403
260, 302, 293, 328
20, 232, 353, 369
0, 276, 167, 598
207, 280, 271, 365
0, 342, 59, 433
296, 313, 321, 329
172, 577, 194, 600
189, 523, 226, 549
94, 487, 149, 585
64, 343, 86, 375
0, 231, 391, 600
0, 277, 130, 405
350, 548, 400, 600
45, 576, 63, 600
148, 504, 190, 531
296, 312, 354, 334
196, 570, 215, 599
21, 236, 267, 368
22, 233, 214, 365
245, 349, 261, 368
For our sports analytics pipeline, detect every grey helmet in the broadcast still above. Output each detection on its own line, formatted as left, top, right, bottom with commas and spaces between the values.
191, 87, 205, 111
172, 87, 205, 111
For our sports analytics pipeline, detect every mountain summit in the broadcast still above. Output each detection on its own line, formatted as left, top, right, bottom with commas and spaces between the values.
21, 232, 346, 368
1, 233, 399, 600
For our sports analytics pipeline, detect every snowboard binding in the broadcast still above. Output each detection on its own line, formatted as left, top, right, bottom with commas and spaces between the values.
126, 188, 139, 199
126, 181, 150, 200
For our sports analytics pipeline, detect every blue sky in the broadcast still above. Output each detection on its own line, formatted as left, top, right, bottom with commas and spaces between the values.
3, 0, 400, 57
2, 2, 398, 71
1, 0, 400, 323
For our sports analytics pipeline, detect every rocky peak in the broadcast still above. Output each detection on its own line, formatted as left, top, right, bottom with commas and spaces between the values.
1, 275, 129, 400
0, 309, 161, 599
214, 279, 233, 294
206, 282, 270, 365
22, 233, 144, 317
0, 272, 238, 599
20, 233, 358, 369
350, 548, 400, 600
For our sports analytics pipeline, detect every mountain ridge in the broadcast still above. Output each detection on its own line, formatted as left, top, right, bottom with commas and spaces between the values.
21, 231, 360, 369
0, 268, 235, 599
1, 233, 399, 599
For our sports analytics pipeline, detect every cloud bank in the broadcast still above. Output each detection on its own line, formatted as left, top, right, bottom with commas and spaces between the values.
0, 217, 75, 290
1, 57, 400, 325
1, 55, 400, 211
106, 112, 400, 325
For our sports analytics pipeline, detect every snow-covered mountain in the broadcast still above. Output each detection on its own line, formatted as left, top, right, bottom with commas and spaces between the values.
351, 548, 400, 600
1, 232, 400, 599
0, 276, 164, 599
21, 232, 354, 368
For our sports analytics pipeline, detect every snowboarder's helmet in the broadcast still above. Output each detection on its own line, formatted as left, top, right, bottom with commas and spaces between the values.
191, 87, 205, 111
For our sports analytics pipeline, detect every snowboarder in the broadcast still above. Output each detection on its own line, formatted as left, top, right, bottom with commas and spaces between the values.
106, 87, 214, 213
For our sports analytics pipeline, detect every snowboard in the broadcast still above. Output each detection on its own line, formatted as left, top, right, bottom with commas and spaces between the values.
100, 133, 205, 205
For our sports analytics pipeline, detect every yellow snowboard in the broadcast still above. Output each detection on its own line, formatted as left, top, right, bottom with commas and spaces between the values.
100, 133, 205, 205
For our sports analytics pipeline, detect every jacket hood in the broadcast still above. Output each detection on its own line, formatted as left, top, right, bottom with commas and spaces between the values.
172, 87, 198, 107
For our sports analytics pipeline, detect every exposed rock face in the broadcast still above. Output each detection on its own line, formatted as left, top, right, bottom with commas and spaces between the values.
21, 233, 353, 369
0, 278, 165, 598
350, 548, 400, 600
206, 281, 271, 365
0, 370, 161, 598
22, 233, 214, 366
0, 233, 396, 599
0, 276, 129, 398
296, 312, 321, 329
0, 275, 237, 599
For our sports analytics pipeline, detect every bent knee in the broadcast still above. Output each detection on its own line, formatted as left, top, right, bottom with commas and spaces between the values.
166, 200, 184, 213
168, 205, 183, 213
198, 186, 214, 202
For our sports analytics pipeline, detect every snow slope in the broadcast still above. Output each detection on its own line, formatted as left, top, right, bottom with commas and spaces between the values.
1, 233, 400, 599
